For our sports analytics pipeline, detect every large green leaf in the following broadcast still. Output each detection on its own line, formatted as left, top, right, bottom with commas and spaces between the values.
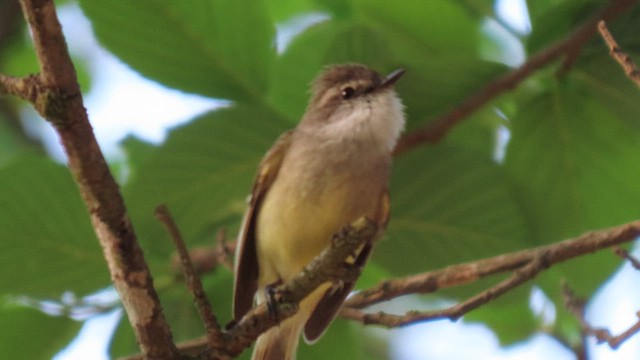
0, 156, 108, 297
268, 0, 320, 22
268, 20, 396, 122
79, 0, 276, 101
123, 105, 290, 264
525, 0, 599, 54
505, 83, 640, 294
297, 320, 366, 359
349, 0, 505, 127
354, 0, 478, 56
0, 304, 81, 358
376, 144, 529, 275
464, 286, 537, 345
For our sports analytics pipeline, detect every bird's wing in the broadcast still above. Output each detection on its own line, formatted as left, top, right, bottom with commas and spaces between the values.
233, 130, 294, 321
303, 188, 391, 342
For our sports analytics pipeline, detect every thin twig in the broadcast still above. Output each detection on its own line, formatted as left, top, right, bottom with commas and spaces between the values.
563, 282, 640, 349
168, 229, 233, 276
0, 74, 40, 101
155, 205, 226, 354
345, 220, 640, 311
341, 255, 548, 327
597, 20, 640, 87
394, 0, 637, 155
614, 246, 640, 270
215, 228, 235, 272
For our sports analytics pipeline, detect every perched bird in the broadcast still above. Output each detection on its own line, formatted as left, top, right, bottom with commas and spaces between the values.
233, 63, 405, 360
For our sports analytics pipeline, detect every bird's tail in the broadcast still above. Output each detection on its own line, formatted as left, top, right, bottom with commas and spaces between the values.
251, 284, 331, 360
251, 312, 304, 360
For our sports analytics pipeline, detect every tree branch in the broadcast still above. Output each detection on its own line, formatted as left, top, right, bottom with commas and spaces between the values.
0, 73, 41, 101
225, 216, 378, 356
564, 282, 640, 349
3, 1, 179, 358
119, 217, 378, 360
340, 220, 640, 327
155, 205, 226, 355
393, 0, 637, 155
597, 20, 640, 87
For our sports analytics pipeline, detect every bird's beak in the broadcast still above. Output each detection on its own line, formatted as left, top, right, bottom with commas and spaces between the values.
380, 68, 405, 89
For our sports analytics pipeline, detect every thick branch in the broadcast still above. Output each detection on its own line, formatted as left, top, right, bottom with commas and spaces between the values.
225, 216, 377, 356
341, 220, 640, 327
394, 0, 637, 155
119, 217, 378, 360
13, 1, 178, 357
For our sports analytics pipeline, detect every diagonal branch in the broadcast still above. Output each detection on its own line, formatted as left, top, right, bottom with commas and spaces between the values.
224, 216, 378, 356
119, 216, 379, 360
597, 20, 640, 87
564, 282, 640, 350
394, 0, 637, 155
155, 205, 226, 355
341, 220, 640, 327
3, 1, 179, 358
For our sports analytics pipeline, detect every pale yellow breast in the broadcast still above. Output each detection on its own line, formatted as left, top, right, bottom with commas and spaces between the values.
255, 154, 387, 287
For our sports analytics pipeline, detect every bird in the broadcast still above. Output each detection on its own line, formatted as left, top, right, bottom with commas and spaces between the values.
233, 63, 405, 360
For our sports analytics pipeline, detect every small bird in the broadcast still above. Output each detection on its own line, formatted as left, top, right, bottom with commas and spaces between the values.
233, 64, 405, 360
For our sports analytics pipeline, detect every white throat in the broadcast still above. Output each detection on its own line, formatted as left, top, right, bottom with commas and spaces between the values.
303, 90, 405, 153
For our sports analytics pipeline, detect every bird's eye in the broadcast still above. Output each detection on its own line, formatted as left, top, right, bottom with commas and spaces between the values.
341, 87, 355, 100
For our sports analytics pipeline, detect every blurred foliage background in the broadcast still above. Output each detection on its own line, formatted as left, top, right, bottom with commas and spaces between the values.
1, 0, 640, 359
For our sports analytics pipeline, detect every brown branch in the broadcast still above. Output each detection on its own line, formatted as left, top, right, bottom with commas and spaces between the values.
614, 246, 640, 270
0, 73, 41, 101
342, 255, 547, 327
120, 216, 379, 359
155, 205, 226, 355
4, 1, 179, 358
563, 282, 640, 349
393, 0, 637, 155
224, 216, 377, 356
215, 228, 235, 272
169, 230, 234, 276
597, 20, 640, 87
340, 220, 640, 327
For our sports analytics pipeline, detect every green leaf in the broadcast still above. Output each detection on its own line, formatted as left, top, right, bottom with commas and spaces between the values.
79, 0, 276, 101
0, 113, 37, 167
109, 315, 138, 358
298, 320, 366, 359
0, 30, 39, 77
572, 8, 640, 130
526, 0, 599, 54
166, 270, 234, 343
0, 156, 108, 297
123, 105, 290, 264
109, 273, 235, 357
505, 83, 640, 295
0, 303, 81, 359
443, 106, 508, 159
376, 145, 529, 276
313, 0, 353, 18
354, 0, 479, 56
465, 286, 536, 344
267, 0, 321, 22
119, 135, 157, 180
351, 0, 507, 127
269, 20, 395, 122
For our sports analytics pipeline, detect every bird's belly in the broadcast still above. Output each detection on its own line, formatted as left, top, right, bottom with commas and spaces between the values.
256, 176, 380, 286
